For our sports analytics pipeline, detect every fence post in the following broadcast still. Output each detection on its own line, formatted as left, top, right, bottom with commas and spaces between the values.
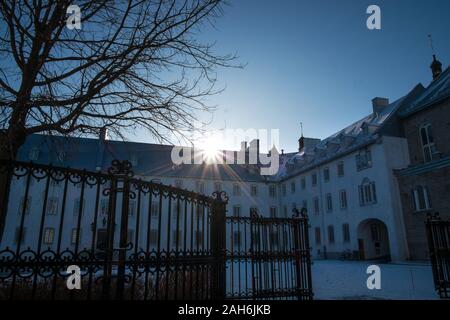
210, 191, 228, 300
292, 207, 313, 300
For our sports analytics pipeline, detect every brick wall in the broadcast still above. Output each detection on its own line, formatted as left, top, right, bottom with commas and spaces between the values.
403, 98, 450, 165
397, 167, 450, 260
397, 97, 450, 260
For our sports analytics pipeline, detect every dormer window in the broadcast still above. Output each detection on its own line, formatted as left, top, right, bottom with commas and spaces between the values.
420, 123, 437, 163
29, 148, 40, 161
356, 148, 372, 171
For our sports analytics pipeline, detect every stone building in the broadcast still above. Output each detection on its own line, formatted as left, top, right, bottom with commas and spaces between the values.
395, 57, 450, 260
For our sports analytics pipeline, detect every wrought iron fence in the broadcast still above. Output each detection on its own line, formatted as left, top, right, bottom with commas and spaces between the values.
0, 159, 313, 300
426, 212, 450, 299
225, 208, 313, 300
0, 159, 225, 300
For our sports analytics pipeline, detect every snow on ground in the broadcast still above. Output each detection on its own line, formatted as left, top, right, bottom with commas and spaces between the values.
312, 260, 439, 300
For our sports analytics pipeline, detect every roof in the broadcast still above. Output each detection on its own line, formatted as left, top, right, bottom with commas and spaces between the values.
16, 134, 267, 183
399, 66, 450, 117
274, 86, 422, 181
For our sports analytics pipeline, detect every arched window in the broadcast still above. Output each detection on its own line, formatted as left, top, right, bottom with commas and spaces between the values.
358, 178, 377, 206
412, 185, 432, 211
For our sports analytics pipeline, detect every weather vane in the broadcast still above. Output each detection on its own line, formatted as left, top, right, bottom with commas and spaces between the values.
428, 34, 435, 55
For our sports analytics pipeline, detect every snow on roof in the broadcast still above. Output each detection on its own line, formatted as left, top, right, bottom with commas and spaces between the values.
274, 94, 409, 181
399, 66, 450, 117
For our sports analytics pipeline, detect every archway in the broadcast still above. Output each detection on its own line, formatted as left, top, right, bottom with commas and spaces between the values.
356, 219, 391, 261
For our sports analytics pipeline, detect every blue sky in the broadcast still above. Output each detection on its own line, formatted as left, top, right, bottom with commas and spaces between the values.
133, 0, 450, 152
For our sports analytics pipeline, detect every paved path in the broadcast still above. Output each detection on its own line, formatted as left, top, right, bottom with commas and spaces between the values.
312, 260, 439, 300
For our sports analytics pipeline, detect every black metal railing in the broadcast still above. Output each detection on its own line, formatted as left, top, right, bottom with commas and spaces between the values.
426, 212, 450, 299
0, 159, 226, 300
225, 208, 313, 300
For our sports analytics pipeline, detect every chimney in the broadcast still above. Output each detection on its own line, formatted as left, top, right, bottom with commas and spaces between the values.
99, 127, 109, 141
430, 54, 443, 80
372, 97, 389, 114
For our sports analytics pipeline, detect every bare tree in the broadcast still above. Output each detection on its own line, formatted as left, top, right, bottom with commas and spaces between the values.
0, 0, 238, 159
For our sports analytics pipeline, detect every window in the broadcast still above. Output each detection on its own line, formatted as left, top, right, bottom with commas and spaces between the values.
73, 198, 85, 216
174, 179, 183, 189
356, 148, 372, 171
127, 229, 134, 244
172, 230, 182, 247
29, 148, 40, 161
214, 182, 221, 192
71, 228, 81, 245
328, 225, 335, 244
283, 206, 288, 218
326, 193, 333, 212
14, 227, 26, 244
358, 178, 377, 205
270, 207, 277, 218
281, 184, 286, 196
130, 153, 138, 166
233, 231, 241, 247
420, 123, 437, 163
301, 177, 306, 190
269, 231, 279, 247
173, 202, 183, 220
47, 197, 59, 215
233, 184, 241, 196
195, 231, 203, 247
342, 224, 350, 243
149, 230, 159, 245
268, 185, 276, 198
19, 196, 31, 215
312, 173, 317, 186
43, 228, 55, 245
339, 190, 348, 209
151, 201, 159, 218
250, 184, 258, 197
233, 206, 241, 217
196, 181, 205, 194
337, 161, 344, 177
290, 181, 296, 193
324, 168, 330, 182
302, 200, 307, 211
56, 151, 66, 163
412, 186, 432, 211
128, 200, 136, 216
312, 198, 319, 215
100, 199, 109, 215
315, 227, 321, 245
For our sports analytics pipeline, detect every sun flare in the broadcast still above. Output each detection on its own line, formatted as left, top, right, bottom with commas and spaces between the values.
200, 136, 221, 163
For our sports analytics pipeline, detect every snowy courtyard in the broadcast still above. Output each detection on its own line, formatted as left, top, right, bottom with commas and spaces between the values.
312, 260, 439, 300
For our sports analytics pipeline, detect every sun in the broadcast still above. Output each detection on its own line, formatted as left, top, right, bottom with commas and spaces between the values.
200, 136, 221, 163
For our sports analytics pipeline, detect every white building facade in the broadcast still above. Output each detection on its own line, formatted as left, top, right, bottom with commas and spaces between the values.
1, 87, 426, 262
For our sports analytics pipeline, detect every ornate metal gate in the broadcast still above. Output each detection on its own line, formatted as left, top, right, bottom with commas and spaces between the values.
0, 160, 312, 300
426, 212, 450, 299
225, 208, 313, 300
0, 160, 226, 300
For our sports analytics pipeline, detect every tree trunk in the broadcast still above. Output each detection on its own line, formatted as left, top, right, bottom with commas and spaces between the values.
0, 129, 25, 241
